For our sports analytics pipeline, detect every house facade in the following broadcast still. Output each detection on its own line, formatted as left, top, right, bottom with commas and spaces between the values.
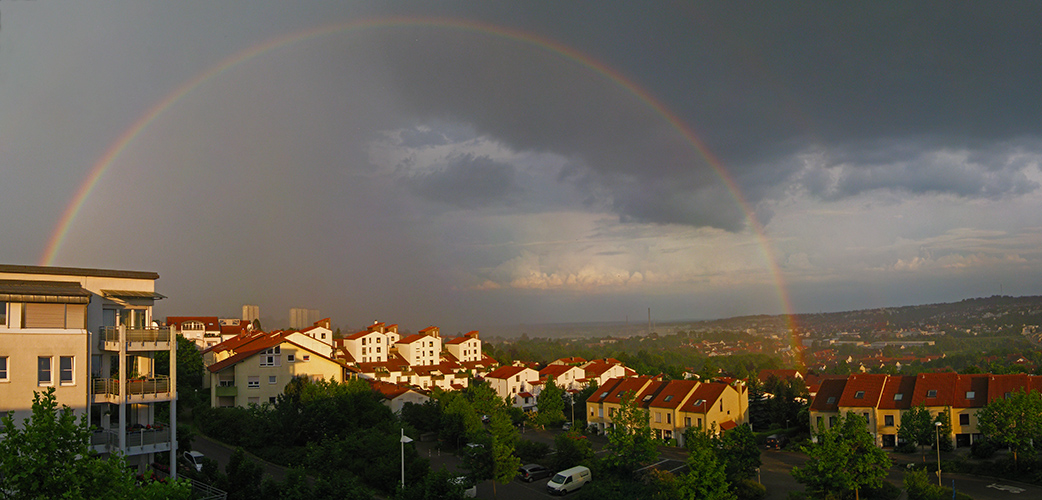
0, 264, 177, 475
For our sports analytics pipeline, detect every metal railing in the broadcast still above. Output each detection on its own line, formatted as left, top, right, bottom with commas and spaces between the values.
101, 326, 172, 344
92, 375, 171, 396
91, 427, 172, 450
191, 479, 228, 500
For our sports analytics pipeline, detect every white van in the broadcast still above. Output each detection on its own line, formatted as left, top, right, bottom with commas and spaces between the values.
546, 465, 591, 495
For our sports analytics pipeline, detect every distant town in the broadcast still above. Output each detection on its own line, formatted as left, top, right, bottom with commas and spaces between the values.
3, 263, 1042, 500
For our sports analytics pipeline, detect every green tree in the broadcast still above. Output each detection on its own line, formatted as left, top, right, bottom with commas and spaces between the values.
977, 388, 1042, 468
0, 388, 191, 499
792, 413, 892, 500
488, 411, 522, 496
717, 423, 761, 485
535, 376, 566, 427
678, 427, 736, 500
604, 391, 658, 472
552, 431, 594, 472
897, 403, 935, 458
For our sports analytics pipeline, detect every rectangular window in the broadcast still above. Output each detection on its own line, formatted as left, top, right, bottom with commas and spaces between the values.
60, 356, 74, 385
685, 417, 691, 427
0, 301, 6, 326
885, 415, 894, 426
667, 413, 671, 424
248, 376, 260, 388
0, 356, 8, 381
25, 303, 67, 328
697, 418, 703, 428
927, 390, 937, 398
966, 391, 975, 399
598, 408, 603, 418
38, 357, 52, 386
655, 412, 661, 423
269, 375, 277, 385
302, 355, 310, 361
816, 416, 823, 427
854, 391, 865, 399
287, 354, 295, 362
269, 397, 277, 404
960, 414, 969, 425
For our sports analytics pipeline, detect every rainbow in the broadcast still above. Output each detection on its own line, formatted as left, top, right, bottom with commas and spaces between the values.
41, 16, 804, 367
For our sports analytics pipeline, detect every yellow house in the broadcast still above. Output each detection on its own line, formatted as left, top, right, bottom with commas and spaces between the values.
207, 331, 349, 407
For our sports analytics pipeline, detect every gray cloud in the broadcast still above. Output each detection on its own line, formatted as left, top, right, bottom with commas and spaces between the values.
405, 154, 519, 209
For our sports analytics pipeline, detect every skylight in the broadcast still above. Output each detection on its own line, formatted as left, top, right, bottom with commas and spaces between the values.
854, 391, 865, 399
664, 395, 673, 402
894, 393, 903, 401
827, 397, 836, 404
927, 390, 937, 398
966, 391, 975, 399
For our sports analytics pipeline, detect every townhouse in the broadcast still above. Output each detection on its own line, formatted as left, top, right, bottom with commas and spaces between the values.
484, 365, 540, 410
0, 264, 177, 475
581, 358, 635, 387
367, 379, 431, 414
808, 372, 1042, 448
205, 330, 351, 407
539, 363, 586, 392
586, 375, 748, 446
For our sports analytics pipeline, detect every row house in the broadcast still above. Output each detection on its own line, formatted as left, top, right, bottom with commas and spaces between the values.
0, 264, 177, 476
539, 364, 585, 391
410, 360, 469, 391
367, 379, 430, 414
809, 372, 1042, 448
205, 330, 350, 408
581, 358, 634, 387
586, 375, 747, 447
484, 365, 540, 410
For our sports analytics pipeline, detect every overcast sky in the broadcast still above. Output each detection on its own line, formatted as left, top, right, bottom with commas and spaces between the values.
2, 2, 1040, 334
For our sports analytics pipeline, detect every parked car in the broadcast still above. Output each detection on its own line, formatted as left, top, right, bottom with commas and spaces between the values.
547, 465, 591, 495
182, 450, 205, 472
451, 476, 477, 498
765, 434, 788, 450
562, 421, 572, 431
517, 464, 552, 482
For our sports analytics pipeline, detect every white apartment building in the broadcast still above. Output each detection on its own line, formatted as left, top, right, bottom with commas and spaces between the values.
484, 365, 539, 409
444, 331, 482, 363
396, 326, 442, 367
0, 264, 177, 476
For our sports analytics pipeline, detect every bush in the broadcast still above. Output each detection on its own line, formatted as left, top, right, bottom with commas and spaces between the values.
904, 468, 972, 500
735, 478, 767, 500
862, 480, 901, 500
515, 439, 551, 464
970, 438, 996, 459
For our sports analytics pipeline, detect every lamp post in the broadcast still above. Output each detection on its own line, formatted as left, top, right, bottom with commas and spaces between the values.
400, 428, 413, 490
934, 421, 943, 487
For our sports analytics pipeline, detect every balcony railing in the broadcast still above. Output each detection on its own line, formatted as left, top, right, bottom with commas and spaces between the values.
101, 326, 172, 344
91, 427, 172, 454
92, 375, 171, 397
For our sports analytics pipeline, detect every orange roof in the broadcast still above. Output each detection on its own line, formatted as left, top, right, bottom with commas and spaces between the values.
911, 372, 958, 407
346, 329, 381, 340
540, 364, 579, 378
368, 379, 420, 399
207, 332, 336, 373
166, 316, 220, 330
837, 373, 888, 408
648, 379, 699, 410
588, 378, 626, 404
719, 420, 738, 431
396, 334, 427, 344
485, 365, 531, 380
809, 378, 847, 412
445, 335, 475, 345
679, 383, 728, 413
603, 376, 657, 405
877, 375, 916, 410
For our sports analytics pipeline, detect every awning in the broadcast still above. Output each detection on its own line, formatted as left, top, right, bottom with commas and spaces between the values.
0, 280, 92, 304
102, 290, 166, 300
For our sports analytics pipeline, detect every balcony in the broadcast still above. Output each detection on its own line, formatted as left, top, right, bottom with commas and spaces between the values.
92, 375, 173, 404
214, 385, 237, 397
100, 326, 172, 352
90, 426, 172, 456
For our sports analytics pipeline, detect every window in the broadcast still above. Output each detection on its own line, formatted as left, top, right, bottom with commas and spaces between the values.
664, 395, 673, 402
826, 396, 836, 404
816, 416, 823, 427
376, 337, 380, 343
302, 355, 310, 361
894, 393, 904, 401
697, 418, 702, 428
260, 346, 281, 367
0, 356, 7, 381
287, 354, 295, 363
182, 320, 205, 331
376, 347, 381, 353
655, 412, 661, 423
60, 356, 74, 385
960, 414, 970, 425
829, 416, 837, 427
598, 408, 603, 418
38, 357, 52, 386
269, 375, 277, 385
927, 390, 937, 398
269, 397, 277, 404
966, 391, 975, 399
0, 301, 6, 326
884, 415, 894, 426
854, 391, 865, 399
248, 376, 260, 388
685, 417, 691, 427
667, 413, 671, 424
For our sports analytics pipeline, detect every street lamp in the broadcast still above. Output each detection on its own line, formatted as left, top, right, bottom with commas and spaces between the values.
934, 421, 943, 487
401, 428, 414, 490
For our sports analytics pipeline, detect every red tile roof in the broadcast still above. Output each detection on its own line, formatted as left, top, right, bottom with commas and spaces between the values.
588, 378, 626, 404
603, 376, 657, 405
679, 383, 729, 413
396, 334, 426, 344
953, 374, 990, 408
485, 365, 531, 380
648, 379, 699, 410
809, 378, 847, 412
445, 335, 474, 345
877, 375, 917, 410
911, 372, 958, 407
837, 373, 888, 408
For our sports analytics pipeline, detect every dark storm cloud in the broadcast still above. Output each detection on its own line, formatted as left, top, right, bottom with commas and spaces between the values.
405, 154, 519, 209
364, 3, 1042, 229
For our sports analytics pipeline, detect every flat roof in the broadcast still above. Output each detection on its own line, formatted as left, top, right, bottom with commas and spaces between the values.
0, 264, 159, 281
